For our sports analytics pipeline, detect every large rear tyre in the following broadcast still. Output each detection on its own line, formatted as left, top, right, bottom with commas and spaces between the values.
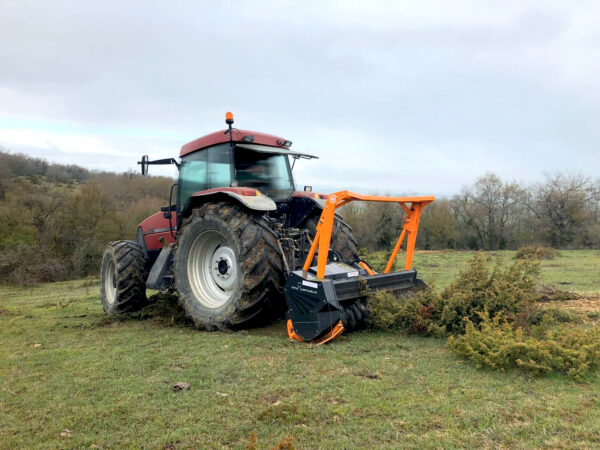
302, 214, 369, 331
174, 203, 285, 330
100, 240, 149, 314
303, 214, 360, 264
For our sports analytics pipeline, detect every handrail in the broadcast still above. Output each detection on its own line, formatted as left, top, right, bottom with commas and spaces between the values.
302, 191, 434, 279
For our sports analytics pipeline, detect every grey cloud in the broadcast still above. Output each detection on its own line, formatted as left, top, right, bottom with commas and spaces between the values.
1, 0, 599, 196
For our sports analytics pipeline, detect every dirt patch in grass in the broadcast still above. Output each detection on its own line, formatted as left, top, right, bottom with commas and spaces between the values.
91, 292, 193, 328
537, 285, 600, 323
538, 285, 582, 302
246, 431, 295, 450
354, 369, 381, 380
257, 388, 302, 406
137, 292, 192, 326
540, 297, 600, 323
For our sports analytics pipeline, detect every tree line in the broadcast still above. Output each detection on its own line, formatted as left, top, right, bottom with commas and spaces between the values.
344, 173, 600, 251
0, 149, 598, 284
0, 149, 172, 283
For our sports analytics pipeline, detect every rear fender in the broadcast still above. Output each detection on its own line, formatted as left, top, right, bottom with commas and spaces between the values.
181, 188, 277, 223
190, 188, 277, 213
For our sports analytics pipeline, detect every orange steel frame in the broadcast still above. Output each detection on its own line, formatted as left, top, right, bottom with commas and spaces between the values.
303, 191, 434, 279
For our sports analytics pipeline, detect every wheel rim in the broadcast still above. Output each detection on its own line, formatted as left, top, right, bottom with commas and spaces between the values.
103, 259, 117, 304
187, 230, 238, 309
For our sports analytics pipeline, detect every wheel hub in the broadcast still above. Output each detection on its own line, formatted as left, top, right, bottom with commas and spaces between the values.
217, 259, 228, 275
187, 230, 238, 309
211, 246, 236, 290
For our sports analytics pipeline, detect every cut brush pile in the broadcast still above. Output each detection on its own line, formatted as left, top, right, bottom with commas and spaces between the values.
447, 311, 600, 380
368, 253, 600, 379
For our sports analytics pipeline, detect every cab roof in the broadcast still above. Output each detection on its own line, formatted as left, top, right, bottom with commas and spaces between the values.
180, 129, 289, 157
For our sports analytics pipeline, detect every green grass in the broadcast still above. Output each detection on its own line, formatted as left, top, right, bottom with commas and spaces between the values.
1, 251, 600, 448
368, 249, 600, 293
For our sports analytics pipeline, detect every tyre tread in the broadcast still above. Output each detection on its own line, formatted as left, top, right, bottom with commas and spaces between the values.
175, 203, 285, 329
100, 240, 149, 314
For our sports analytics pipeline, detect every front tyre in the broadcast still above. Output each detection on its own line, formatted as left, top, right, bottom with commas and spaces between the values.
174, 203, 284, 330
100, 240, 149, 314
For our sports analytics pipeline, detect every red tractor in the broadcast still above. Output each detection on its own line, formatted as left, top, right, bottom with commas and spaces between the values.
100, 113, 433, 344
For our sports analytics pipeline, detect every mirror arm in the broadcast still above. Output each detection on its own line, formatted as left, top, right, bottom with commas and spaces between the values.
137, 157, 180, 175
146, 158, 180, 168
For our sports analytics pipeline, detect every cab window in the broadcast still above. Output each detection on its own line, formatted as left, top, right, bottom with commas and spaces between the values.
234, 149, 294, 199
178, 144, 233, 211
178, 150, 207, 211
207, 145, 232, 187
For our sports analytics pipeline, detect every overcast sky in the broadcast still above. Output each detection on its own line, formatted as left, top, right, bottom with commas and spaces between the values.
1, 1, 599, 196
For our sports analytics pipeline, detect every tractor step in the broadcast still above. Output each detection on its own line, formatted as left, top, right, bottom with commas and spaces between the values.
284, 264, 422, 343
146, 244, 174, 291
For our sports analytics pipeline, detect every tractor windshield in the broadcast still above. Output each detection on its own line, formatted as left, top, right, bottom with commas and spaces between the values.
234, 149, 294, 199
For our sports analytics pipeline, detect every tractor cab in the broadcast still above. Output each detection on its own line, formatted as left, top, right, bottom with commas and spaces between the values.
177, 142, 307, 212
140, 113, 318, 218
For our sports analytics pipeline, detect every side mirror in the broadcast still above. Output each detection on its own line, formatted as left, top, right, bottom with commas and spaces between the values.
137, 156, 179, 175
139, 155, 149, 175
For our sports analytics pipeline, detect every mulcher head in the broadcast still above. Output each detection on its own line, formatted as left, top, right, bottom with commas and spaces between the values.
284, 190, 434, 344
285, 263, 424, 343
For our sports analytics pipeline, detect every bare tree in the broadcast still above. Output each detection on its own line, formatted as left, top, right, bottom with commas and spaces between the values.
452, 173, 523, 249
527, 173, 590, 247
587, 178, 600, 222
418, 199, 457, 249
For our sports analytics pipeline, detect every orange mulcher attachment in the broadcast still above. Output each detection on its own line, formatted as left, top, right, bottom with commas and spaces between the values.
284, 190, 434, 344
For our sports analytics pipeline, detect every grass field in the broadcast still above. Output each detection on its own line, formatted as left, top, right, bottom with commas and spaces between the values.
1, 250, 599, 448
375, 249, 600, 293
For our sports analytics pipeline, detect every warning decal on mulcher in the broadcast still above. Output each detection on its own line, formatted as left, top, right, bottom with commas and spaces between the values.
302, 280, 318, 289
